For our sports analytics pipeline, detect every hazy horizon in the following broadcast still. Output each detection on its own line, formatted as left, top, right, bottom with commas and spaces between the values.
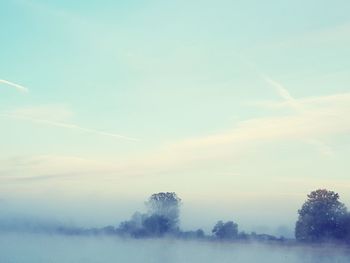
1, 0, 350, 241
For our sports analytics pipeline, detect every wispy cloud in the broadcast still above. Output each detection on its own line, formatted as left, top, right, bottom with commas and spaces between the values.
143, 88, 348, 167
260, 76, 346, 156
1, 113, 139, 141
261, 75, 302, 112
0, 87, 348, 187
141, 90, 349, 170
3, 90, 348, 181
0, 79, 29, 93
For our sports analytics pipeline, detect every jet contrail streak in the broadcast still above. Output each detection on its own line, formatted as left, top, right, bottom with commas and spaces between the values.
262, 75, 303, 112
1, 113, 139, 141
262, 75, 333, 156
0, 79, 29, 93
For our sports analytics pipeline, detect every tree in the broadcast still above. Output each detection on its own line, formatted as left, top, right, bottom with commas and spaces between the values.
142, 214, 171, 237
212, 220, 238, 240
117, 212, 147, 237
145, 192, 182, 230
295, 189, 347, 242
337, 213, 350, 242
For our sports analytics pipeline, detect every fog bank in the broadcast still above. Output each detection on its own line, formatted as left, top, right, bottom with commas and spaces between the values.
0, 233, 349, 263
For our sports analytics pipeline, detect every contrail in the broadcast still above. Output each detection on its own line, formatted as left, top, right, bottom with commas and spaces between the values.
261, 75, 303, 112
237, 55, 301, 111
262, 76, 294, 101
1, 113, 139, 141
237, 56, 334, 156
237, 56, 301, 111
0, 79, 29, 93
262, 75, 333, 156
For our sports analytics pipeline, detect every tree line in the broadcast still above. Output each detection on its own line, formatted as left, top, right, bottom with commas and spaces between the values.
91, 189, 346, 243
2, 189, 350, 244
114, 189, 350, 243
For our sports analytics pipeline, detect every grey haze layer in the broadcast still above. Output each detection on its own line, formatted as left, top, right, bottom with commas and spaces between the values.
0, 233, 349, 263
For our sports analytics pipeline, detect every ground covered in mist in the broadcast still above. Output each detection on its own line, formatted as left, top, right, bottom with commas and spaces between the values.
0, 233, 349, 263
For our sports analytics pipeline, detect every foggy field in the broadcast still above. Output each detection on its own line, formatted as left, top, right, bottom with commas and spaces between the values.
0, 234, 349, 263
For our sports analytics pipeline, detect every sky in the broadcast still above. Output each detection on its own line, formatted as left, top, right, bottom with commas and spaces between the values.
1, 0, 350, 236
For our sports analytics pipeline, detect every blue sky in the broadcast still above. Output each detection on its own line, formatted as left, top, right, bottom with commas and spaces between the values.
1, 0, 350, 234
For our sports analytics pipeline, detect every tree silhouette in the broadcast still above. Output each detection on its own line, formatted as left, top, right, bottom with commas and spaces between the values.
212, 220, 238, 240
145, 192, 182, 230
142, 214, 171, 236
295, 189, 347, 242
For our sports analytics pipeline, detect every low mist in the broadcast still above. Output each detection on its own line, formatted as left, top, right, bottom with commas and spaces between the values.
1, 190, 350, 262
0, 233, 349, 263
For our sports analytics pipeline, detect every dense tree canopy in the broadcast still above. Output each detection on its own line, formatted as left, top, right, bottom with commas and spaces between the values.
295, 189, 347, 242
118, 192, 182, 237
212, 220, 238, 240
145, 192, 182, 229
142, 214, 171, 237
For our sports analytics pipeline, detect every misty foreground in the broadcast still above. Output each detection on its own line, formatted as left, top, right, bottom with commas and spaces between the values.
0, 233, 349, 263
1, 189, 350, 262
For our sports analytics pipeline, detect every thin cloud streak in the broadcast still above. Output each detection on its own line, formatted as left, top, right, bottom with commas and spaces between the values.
1, 91, 348, 182
163, 91, 350, 161
252, 92, 350, 110
1, 113, 139, 141
262, 75, 301, 111
262, 76, 334, 156
0, 79, 29, 93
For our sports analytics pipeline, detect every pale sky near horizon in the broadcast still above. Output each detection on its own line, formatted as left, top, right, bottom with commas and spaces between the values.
0, 0, 350, 235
